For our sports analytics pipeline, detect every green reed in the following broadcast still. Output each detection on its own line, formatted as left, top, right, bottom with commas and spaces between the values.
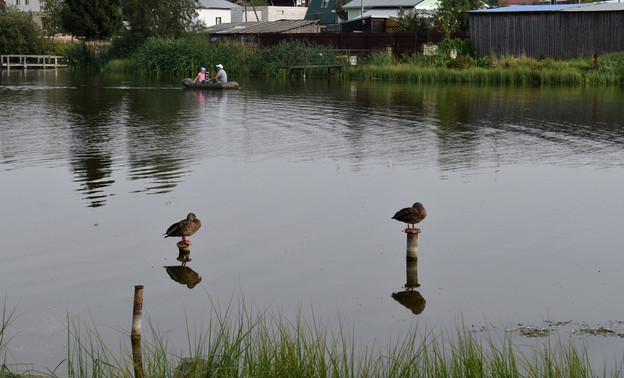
0, 296, 598, 377
83, 35, 624, 85
0, 297, 16, 376
0, 293, 622, 377
346, 52, 624, 86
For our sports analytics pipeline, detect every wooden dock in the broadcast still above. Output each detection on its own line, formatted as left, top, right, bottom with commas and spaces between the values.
1, 54, 67, 70
285, 64, 342, 76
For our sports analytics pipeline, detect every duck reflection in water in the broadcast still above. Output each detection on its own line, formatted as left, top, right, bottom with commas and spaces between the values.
165, 265, 202, 289
164, 241, 201, 288
392, 260, 426, 315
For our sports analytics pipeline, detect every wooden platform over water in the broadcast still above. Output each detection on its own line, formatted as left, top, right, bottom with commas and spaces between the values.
283, 64, 342, 76
1, 54, 67, 70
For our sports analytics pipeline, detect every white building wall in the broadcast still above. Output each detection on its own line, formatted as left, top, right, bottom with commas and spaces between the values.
197, 8, 234, 27
10, 0, 41, 12
231, 6, 307, 22
8, 0, 44, 27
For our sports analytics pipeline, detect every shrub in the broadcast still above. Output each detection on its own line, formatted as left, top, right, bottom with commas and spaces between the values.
447, 55, 473, 69
64, 41, 109, 69
363, 50, 394, 66
0, 8, 51, 54
476, 56, 494, 69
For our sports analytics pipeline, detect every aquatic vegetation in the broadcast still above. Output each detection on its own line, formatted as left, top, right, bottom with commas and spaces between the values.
2, 296, 622, 377
85, 36, 624, 85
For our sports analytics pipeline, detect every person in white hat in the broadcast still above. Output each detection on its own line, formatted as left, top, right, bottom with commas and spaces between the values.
210, 64, 228, 83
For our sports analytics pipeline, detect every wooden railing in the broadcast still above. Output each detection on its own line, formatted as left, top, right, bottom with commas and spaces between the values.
277, 49, 368, 77
1, 55, 67, 70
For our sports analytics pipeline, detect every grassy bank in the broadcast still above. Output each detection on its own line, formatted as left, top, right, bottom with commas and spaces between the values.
346, 52, 624, 86
57, 36, 624, 86
1, 298, 623, 377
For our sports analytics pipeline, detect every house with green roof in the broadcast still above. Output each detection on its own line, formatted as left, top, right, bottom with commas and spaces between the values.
304, 0, 339, 24
342, 0, 439, 20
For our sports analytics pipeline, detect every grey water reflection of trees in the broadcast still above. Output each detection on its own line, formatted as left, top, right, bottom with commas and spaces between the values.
337, 82, 624, 170
63, 79, 125, 207
124, 89, 200, 194
42, 72, 202, 206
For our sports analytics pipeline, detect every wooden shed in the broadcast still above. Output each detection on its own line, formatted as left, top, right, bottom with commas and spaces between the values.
467, 3, 624, 59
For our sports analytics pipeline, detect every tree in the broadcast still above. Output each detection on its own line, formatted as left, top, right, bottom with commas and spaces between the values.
61, 0, 122, 40
333, 0, 348, 21
0, 7, 49, 54
123, 0, 199, 46
396, 7, 434, 33
435, 0, 483, 34
40, 0, 65, 36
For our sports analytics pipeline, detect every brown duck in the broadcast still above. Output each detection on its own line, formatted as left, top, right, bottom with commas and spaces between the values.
164, 213, 201, 245
392, 202, 427, 231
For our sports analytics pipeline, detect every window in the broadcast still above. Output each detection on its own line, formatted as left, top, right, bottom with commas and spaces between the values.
321, 0, 329, 8
216, 17, 222, 24
15, 0, 20, 5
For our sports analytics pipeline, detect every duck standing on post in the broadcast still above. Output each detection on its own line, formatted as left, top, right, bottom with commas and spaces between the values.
164, 213, 202, 245
392, 202, 427, 231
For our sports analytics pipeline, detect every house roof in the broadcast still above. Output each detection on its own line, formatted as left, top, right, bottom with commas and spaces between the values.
343, 0, 426, 9
467, 2, 624, 13
562, 2, 624, 11
350, 8, 401, 19
198, 0, 241, 9
205, 20, 318, 33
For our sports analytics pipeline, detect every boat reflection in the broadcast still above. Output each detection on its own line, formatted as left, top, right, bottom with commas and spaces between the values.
392, 259, 426, 315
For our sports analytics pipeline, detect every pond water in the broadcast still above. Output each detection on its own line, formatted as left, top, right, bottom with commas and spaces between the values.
1, 70, 624, 372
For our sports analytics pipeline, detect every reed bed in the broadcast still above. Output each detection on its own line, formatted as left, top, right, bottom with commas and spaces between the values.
348, 63, 588, 86
2, 297, 622, 377
69, 36, 623, 86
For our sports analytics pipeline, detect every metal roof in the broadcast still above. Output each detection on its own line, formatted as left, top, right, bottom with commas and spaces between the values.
350, 8, 401, 19
343, 0, 425, 9
198, 0, 241, 9
561, 2, 624, 11
467, 2, 624, 13
205, 20, 318, 34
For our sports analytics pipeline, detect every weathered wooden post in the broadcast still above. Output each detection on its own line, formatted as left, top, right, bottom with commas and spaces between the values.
404, 228, 420, 262
405, 259, 419, 289
131, 285, 144, 378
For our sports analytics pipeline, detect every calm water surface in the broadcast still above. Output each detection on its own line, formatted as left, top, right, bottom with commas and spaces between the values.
1, 70, 624, 372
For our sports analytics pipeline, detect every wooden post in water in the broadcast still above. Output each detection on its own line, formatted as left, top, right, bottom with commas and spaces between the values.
404, 228, 420, 262
405, 259, 419, 289
131, 285, 144, 378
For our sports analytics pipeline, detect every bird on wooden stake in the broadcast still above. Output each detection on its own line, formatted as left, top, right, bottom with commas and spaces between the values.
392, 202, 427, 231
164, 213, 202, 245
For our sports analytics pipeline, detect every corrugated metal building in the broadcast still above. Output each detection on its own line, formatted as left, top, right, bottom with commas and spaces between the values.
205, 20, 320, 43
467, 2, 624, 59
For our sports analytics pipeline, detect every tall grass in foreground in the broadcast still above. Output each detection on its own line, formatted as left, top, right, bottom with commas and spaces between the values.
1, 298, 18, 377
51, 297, 624, 378
1, 297, 621, 377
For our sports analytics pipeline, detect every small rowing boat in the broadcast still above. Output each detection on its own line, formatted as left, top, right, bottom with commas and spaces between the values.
181, 78, 240, 90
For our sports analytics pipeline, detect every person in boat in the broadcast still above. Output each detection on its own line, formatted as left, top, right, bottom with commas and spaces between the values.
193, 67, 207, 83
210, 64, 227, 83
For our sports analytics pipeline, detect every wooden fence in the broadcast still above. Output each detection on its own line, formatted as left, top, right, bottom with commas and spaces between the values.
258, 32, 468, 55
217, 32, 468, 56
1, 55, 67, 70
